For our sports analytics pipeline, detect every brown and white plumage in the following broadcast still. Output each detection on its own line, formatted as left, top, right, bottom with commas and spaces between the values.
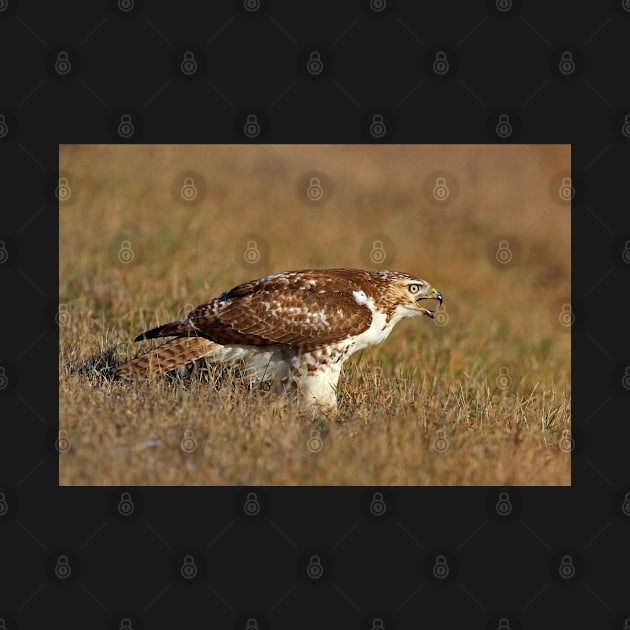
115, 268, 443, 408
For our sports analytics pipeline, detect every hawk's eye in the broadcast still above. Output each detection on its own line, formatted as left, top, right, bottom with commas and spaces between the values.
408, 284, 420, 294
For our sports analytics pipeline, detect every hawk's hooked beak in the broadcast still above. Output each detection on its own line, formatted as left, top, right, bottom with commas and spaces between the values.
417, 286, 443, 319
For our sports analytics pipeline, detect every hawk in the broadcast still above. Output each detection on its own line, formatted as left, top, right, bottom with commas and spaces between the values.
115, 268, 443, 409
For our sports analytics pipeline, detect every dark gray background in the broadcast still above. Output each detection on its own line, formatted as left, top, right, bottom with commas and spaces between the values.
1, 0, 629, 628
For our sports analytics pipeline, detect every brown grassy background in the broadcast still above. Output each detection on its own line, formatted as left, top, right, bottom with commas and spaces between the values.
59, 144, 570, 485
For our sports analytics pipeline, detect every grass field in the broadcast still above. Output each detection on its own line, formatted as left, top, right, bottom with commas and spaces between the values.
59, 144, 571, 485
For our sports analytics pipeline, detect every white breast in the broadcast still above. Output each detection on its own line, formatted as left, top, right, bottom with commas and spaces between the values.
349, 290, 396, 354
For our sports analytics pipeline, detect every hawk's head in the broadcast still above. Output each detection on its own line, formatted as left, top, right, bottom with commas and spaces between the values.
388, 273, 443, 319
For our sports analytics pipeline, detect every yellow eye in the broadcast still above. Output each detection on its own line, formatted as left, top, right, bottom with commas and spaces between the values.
408, 284, 420, 294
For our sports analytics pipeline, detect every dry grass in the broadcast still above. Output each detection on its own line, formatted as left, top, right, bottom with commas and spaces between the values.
59, 144, 571, 485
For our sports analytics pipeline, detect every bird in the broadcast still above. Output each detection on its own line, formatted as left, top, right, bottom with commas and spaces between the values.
115, 268, 443, 409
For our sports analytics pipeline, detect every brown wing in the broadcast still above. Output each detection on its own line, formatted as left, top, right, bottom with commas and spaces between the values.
134, 269, 375, 353
196, 290, 371, 351
115, 337, 219, 379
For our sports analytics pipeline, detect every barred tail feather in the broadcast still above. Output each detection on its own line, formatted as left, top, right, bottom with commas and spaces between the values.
115, 337, 219, 379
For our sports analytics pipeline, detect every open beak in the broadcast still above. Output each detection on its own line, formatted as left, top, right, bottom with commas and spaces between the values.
417, 287, 443, 318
